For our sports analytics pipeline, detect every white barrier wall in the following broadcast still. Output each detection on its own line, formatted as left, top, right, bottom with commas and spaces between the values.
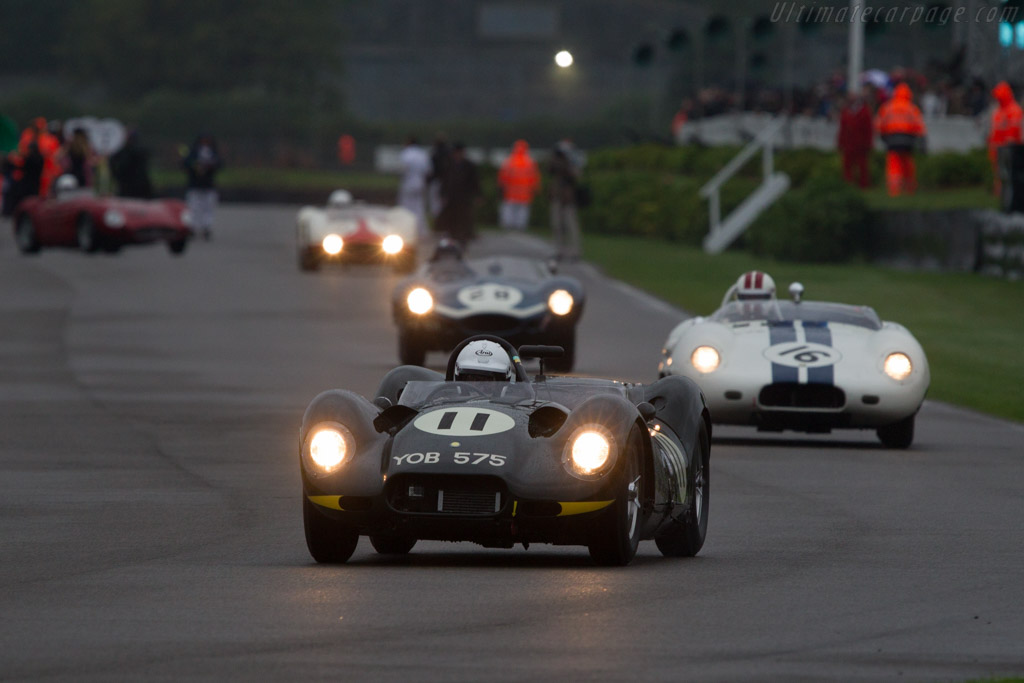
678, 113, 987, 153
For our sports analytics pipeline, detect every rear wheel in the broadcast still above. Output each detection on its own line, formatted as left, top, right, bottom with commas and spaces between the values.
15, 214, 40, 254
877, 414, 915, 449
76, 214, 99, 253
656, 421, 710, 558
369, 535, 417, 555
588, 426, 645, 566
303, 496, 359, 564
398, 328, 426, 366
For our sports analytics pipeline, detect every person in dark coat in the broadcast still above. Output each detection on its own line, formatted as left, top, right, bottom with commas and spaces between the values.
837, 93, 874, 189
110, 131, 154, 199
182, 134, 223, 239
434, 142, 480, 247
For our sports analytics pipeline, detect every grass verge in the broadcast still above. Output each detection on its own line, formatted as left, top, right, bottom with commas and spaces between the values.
581, 233, 1024, 423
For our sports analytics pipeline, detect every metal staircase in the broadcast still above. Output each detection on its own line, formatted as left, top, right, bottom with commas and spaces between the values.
699, 118, 790, 254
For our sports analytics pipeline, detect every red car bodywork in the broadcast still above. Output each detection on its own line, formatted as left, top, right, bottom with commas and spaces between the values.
12, 191, 192, 255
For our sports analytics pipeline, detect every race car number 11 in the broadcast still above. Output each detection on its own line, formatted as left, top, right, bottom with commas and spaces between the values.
393, 451, 506, 467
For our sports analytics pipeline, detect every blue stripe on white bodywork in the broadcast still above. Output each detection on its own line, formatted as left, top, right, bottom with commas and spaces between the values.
769, 321, 799, 383
802, 321, 834, 385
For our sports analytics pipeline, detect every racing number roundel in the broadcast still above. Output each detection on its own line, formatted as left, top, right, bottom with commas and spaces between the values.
413, 407, 515, 437
456, 284, 523, 311
763, 342, 842, 368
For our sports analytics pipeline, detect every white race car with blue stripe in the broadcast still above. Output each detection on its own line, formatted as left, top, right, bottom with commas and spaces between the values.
658, 283, 930, 448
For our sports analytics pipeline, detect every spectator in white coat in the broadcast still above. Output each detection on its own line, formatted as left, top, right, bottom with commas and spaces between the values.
397, 135, 431, 238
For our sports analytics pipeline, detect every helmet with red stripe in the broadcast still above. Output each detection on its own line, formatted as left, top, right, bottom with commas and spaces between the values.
735, 271, 776, 300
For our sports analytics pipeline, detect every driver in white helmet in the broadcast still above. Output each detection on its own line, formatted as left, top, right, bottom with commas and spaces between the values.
327, 189, 353, 209
721, 270, 777, 307
453, 340, 514, 382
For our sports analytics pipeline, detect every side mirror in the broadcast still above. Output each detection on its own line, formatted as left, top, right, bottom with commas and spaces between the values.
637, 402, 657, 421
373, 396, 393, 410
789, 282, 804, 303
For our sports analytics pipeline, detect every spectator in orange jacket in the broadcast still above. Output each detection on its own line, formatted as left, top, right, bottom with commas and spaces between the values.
875, 83, 926, 196
988, 81, 1023, 196
19, 118, 61, 197
837, 93, 874, 189
497, 139, 540, 231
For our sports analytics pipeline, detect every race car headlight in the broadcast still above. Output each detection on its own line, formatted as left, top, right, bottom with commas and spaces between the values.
883, 352, 912, 381
690, 345, 720, 373
303, 423, 354, 476
563, 425, 615, 478
407, 287, 433, 315
180, 209, 195, 227
322, 234, 343, 255
382, 234, 404, 254
103, 209, 125, 229
548, 289, 574, 316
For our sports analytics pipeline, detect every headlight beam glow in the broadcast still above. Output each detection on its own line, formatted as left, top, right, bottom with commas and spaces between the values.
548, 289, 574, 316
322, 234, 343, 255
691, 345, 721, 373
884, 352, 912, 381
407, 287, 433, 315
382, 234, 404, 254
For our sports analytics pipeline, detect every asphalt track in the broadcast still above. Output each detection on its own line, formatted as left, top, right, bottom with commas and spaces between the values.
1, 205, 1022, 682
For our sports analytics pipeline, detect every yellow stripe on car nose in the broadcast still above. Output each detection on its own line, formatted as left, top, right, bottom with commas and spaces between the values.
308, 495, 343, 510
557, 501, 613, 516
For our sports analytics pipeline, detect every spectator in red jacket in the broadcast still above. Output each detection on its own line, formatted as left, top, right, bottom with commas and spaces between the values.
837, 94, 874, 189
988, 81, 1023, 196
497, 139, 540, 231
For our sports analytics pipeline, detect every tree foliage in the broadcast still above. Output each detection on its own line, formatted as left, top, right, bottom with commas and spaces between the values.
57, 0, 342, 98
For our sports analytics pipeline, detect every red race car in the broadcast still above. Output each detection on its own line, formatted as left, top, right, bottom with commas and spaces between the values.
12, 176, 193, 256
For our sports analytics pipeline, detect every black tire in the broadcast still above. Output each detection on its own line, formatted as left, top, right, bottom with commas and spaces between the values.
303, 496, 359, 564
546, 330, 576, 373
588, 426, 645, 566
14, 214, 40, 254
168, 239, 187, 255
877, 414, 915, 449
369, 535, 417, 555
76, 214, 99, 253
394, 249, 417, 274
655, 420, 710, 558
398, 328, 426, 366
299, 248, 321, 271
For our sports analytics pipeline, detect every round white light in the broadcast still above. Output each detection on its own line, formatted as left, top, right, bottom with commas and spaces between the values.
309, 428, 347, 473
570, 430, 611, 475
884, 352, 912, 381
382, 234, 404, 254
407, 287, 433, 315
691, 346, 721, 374
548, 289, 574, 316
555, 50, 574, 68
322, 234, 343, 255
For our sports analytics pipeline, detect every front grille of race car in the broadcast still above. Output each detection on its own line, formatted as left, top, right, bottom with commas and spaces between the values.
759, 383, 846, 409
386, 475, 507, 516
459, 314, 527, 335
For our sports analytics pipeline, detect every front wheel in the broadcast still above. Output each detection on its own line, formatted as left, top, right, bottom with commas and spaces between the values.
588, 426, 645, 566
76, 214, 99, 253
877, 414, 915, 449
655, 420, 710, 558
167, 239, 187, 255
303, 496, 359, 564
299, 248, 321, 272
398, 328, 426, 366
15, 214, 40, 254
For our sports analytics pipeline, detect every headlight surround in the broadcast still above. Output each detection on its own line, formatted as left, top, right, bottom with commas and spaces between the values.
548, 289, 574, 316
407, 287, 433, 315
103, 209, 126, 229
382, 234, 404, 254
563, 424, 616, 479
883, 352, 913, 381
690, 345, 721, 373
322, 234, 343, 255
302, 422, 355, 477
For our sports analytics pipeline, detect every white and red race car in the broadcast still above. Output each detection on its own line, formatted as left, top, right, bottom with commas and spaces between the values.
296, 190, 418, 272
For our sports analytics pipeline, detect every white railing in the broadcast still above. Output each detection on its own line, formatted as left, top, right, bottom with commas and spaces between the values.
699, 118, 790, 254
